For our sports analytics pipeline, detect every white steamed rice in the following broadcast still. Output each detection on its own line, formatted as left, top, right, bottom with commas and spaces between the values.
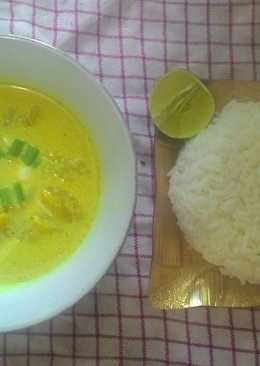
168, 100, 260, 284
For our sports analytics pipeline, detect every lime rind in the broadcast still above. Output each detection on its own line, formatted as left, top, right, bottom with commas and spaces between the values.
149, 68, 215, 139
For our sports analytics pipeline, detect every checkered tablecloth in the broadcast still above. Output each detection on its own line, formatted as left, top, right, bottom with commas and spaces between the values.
0, 0, 260, 365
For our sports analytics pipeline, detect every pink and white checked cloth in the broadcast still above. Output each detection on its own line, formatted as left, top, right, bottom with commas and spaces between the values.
0, 1, 260, 365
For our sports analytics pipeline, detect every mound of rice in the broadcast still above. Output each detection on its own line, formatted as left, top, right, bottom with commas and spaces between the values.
168, 100, 260, 284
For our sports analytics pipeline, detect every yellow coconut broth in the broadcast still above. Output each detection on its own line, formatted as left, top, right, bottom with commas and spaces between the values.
0, 85, 100, 286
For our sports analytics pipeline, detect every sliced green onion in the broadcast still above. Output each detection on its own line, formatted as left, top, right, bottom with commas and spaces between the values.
21, 145, 40, 166
8, 139, 25, 157
14, 182, 25, 203
0, 183, 26, 208
0, 188, 13, 208
31, 157, 41, 168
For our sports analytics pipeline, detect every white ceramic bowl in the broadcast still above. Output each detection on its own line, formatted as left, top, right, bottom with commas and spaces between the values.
0, 35, 136, 331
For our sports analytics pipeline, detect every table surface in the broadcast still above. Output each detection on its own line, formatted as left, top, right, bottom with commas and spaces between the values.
0, 1, 260, 365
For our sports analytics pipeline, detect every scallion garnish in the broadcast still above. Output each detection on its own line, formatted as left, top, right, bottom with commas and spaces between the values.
21, 145, 40, 166
14, 182, 25, 203
0, 187, 12, 208
31, 157, 41, 168
8, 139, 25, 157
1, 138, 41, 167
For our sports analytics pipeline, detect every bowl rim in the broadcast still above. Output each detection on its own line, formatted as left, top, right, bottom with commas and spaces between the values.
0, 34, 137, 330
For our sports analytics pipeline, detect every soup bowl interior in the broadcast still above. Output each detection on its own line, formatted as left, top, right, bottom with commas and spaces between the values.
0, 36, 136, 331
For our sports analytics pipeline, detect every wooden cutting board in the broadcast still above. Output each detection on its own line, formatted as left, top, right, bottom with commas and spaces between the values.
149, 80, 260, 309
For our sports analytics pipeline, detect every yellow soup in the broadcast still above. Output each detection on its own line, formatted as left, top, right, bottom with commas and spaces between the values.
0, 85, 100, 287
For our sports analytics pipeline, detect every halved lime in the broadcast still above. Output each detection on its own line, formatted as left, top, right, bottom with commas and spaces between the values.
149, 69, 215, 139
